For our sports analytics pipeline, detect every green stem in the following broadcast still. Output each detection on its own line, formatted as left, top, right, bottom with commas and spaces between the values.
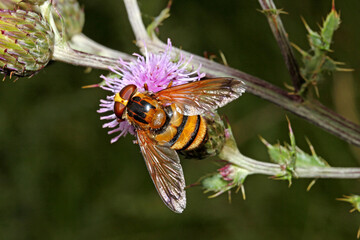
70, 34, 135, 60
220, 140, 360, 179
52, 44, 121, 70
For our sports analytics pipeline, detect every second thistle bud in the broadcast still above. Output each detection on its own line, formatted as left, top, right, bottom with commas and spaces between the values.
52, 0, 85, 39
0, 10, 54, 77
0, 0, 85, 40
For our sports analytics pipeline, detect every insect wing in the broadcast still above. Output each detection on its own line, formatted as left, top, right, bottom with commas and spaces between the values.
137, 130, 186, 213
155, 78, 245, 116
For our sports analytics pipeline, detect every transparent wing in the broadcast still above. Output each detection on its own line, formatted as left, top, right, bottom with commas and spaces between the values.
155, 78, 245, 115
137, 130, 186, 213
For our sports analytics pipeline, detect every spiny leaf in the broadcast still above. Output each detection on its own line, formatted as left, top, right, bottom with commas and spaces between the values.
321, 2, 341, 50
293, 1, 350, 96
261, 119, 329, 185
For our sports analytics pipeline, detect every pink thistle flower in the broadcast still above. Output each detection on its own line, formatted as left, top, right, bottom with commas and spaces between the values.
98, 39, 206, 143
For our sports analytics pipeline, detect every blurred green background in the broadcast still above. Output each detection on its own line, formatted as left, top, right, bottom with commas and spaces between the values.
0, 0, 359, 239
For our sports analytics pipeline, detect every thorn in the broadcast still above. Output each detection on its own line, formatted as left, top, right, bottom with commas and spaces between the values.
305, 137, 316, 156
203, 51, 209, 59
307, 179, 317, 191
219, 51, 228, 66
286, 116, 292, 132
84, 67, 92, 74
208, 190, 226, 199
203, 51, 217, 61
284, 82, 295, 92
336, 67, 354, 72
300, 16, 312, 34
209, 53, 217, 61
314, 84, 320, 98
240, 185, 246, 200
336, 195, 351, 202
259, 135, 271, 147
82, 84, 100, 89
222, 115, 230, 126
166, 0, 173, 9
185, 182, 200, 189
288, 179, 292, 187
228, 190, 232, 204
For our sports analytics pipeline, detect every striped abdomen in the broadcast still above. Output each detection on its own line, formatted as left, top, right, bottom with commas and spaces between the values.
154, 105, 207, 151
125, 93, 209, 154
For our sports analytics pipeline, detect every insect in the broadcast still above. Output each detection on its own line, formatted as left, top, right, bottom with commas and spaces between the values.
113, 78, 244, 213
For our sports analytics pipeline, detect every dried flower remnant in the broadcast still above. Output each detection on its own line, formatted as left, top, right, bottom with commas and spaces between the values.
202, 164, 248, 199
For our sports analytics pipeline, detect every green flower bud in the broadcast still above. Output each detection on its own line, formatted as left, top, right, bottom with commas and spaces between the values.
1, 0, 84, 40
0, 10, 54, 77
53, 0, 84, 39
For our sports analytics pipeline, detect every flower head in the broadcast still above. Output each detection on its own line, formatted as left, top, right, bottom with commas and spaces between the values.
0, 9, 54, 77
98, 39, 205, 143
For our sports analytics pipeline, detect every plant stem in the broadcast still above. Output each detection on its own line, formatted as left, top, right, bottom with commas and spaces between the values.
123, 0, 360, 147
70, 34, 135, 60
220, 140, 360, 179
258, 0, 305, 91
52, 44, 122, 70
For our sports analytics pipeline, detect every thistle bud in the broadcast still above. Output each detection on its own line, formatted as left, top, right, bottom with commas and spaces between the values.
0, 0, 84, 39
0, 10, 54, 77
53, 0, 84, 39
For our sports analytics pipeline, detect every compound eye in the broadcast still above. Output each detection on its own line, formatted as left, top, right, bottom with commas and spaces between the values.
114, 85, 137, 120
120, 84, 137, 100
114, 102, 126, 119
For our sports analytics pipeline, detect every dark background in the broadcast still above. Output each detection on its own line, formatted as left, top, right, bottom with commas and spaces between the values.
0, 0, 359, 239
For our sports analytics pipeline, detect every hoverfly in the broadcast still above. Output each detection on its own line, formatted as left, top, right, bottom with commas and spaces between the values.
113, 78, 244, 213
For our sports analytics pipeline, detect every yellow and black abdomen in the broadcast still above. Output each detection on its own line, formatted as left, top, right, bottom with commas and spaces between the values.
154, 105, 207, 152
153, 105, 226, 159
181, 111, 226, 159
